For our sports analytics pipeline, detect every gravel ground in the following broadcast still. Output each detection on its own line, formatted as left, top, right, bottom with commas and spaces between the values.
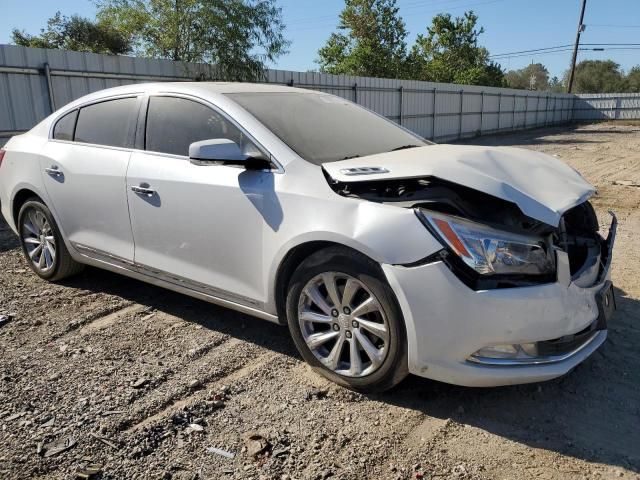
1, 123, 639, 480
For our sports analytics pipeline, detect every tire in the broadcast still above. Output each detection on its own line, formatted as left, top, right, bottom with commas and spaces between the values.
17, 198, 84, 281
286, 246, 408, 393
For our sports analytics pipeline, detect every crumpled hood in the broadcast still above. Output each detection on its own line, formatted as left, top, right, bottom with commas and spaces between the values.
322, 144, 596, 227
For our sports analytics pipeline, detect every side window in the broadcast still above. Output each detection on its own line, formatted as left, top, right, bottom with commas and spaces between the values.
52, 109, 78, 141
145, 96, 248, 156
75, 97, 138, 148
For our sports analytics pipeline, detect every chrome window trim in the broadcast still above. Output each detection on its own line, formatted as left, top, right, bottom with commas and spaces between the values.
47, 92, 144, 141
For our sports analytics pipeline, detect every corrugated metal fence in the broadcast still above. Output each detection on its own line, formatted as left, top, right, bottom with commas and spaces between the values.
573, 93, 640, 121
0, 45, 636, 147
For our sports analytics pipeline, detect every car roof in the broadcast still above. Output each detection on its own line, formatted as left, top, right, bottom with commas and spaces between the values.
60, 81, 322, 109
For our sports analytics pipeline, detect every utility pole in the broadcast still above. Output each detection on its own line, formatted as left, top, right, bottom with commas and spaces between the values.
567, 0, 587, 93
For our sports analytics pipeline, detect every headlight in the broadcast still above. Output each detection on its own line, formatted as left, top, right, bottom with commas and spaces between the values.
417, 210, 554, 276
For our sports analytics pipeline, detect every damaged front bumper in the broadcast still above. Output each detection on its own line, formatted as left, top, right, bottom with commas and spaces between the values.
382, 212, 617, 388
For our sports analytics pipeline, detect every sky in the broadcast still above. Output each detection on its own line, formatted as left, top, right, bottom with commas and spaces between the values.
1, 0, 639, 78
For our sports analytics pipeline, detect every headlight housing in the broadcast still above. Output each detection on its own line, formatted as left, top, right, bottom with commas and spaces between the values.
417, 209, 554, 276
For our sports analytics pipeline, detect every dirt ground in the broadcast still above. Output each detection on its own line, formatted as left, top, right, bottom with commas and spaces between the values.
1, 123, 639, 480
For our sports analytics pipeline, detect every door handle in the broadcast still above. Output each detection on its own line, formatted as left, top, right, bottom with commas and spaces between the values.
131, 185, 156, 197
44, 166, 62, 177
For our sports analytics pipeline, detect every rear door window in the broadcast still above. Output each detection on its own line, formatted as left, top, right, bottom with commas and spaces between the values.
145, 96, 246, 156
52, 109, 78, 141
75, 97, 138, 148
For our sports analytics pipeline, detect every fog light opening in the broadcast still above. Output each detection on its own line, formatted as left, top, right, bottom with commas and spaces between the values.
470, 342, 538, 361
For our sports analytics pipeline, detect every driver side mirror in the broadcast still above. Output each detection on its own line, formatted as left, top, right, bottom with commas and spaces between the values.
189, 139, 271, 170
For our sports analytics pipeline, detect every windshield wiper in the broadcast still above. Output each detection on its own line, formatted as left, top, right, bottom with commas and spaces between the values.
390, 144, 419, 152
341, 154, 361, 160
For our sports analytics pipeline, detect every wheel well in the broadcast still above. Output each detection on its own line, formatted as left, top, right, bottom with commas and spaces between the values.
12, 189, 43, 225
274, 241, 377, 324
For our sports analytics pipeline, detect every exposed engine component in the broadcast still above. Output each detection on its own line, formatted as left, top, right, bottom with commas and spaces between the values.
327, 174, 604, 283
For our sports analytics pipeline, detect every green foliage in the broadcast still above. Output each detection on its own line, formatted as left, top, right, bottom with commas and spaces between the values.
568, 60, 626, 93
504, 63, 550, 91
96, 0, 289, 80
11, 11, 131, 54
626, 66, 640, 93
317, 0, 408, 78
406, 11, 503, 86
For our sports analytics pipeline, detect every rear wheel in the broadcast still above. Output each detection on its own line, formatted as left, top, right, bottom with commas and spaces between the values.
286, 246, 408, 392
18, 199, 84, 281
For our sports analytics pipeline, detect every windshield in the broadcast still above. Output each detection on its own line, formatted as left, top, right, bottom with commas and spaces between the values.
225, 92, 430, 164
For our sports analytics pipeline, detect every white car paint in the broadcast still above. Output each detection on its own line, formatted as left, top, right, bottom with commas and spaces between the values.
323, 144, 596, 227
0, 82, 615, 388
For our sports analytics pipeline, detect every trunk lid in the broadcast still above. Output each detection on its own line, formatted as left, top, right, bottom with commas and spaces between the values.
322, 144, 595, 227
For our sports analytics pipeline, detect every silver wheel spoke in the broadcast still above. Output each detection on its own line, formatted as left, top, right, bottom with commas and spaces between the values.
341, 278, 359, 308
23, 220, 38, 236
322, 273, 342, 309
304, 284, 332, 315
348, 337, 363, 376
300, 310, 333, 324
355, 329, 384, 368
38, 249, 47, 269
325, 334, 345, 370
306, 330, 340, 349
357, 318, 389, 342
29, 243, 43, 260
45, 235, 55, 245
44, 246, 54, 268
23, 237, 41, 245
351, 296, 379, 317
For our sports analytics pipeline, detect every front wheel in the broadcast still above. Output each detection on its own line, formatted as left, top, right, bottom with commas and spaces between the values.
17, 199, 84, 281
286, 247, 408, 393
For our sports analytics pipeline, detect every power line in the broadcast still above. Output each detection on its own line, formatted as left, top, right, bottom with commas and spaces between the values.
489, 44, 573, 58
490, 43, 640, 59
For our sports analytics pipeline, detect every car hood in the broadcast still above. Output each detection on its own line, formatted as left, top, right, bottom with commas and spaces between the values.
322, 144, 596, 227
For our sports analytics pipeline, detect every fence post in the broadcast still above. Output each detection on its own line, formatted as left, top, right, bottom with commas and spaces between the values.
545, 94, 550, 127
497, 93, 502, 131
458, 90, 464, 140
399, 85, 404, 126
353, 83, 358, 104
480, 91, 485, 136
524, 95, 528, 129
44, 63, 56, 113
432, 88, 437, 141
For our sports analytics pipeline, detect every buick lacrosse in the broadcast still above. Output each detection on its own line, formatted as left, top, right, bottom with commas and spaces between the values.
0, 83, 616, 391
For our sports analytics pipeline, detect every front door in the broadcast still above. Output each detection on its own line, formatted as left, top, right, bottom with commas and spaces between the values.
126, 95, 273, 306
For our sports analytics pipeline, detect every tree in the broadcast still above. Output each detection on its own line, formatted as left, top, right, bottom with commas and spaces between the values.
406, 11, 503, 86
625, 66, 640, 93
317, 0, 408, 78
96, 0, 289, 80
11, 11, 131, 54
505, 63, 550, 91
567, 60, 625, 93
548, 76, 565, 93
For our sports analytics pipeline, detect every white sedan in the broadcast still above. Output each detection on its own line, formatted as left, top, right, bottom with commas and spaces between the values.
0, 83, 616, 392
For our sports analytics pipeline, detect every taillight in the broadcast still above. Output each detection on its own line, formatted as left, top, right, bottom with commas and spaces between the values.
0, 149, 5, 168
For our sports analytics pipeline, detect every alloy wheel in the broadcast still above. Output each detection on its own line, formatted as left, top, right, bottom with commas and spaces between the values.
298, 272, 389, 377
21, 208, 57, 273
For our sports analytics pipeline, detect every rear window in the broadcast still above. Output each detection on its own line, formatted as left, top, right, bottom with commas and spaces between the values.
75, 97, 138, 148
52, 109, 78, 141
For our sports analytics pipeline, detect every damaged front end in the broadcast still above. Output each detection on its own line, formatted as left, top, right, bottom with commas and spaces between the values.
326, 174, 615, 291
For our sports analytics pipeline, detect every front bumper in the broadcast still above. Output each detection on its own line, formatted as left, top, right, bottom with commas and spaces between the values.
383, 214, 616, 388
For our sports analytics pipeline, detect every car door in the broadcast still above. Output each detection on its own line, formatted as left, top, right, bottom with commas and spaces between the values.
126, 94, 275, 307
42, 96, 140, 262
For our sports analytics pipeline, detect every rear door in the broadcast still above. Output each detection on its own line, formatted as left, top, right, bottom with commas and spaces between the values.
126, 94, 272, 306
41, 96, 140, 262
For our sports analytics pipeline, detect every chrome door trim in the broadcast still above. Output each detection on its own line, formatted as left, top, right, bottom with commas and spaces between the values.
72, 243, 278, 323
